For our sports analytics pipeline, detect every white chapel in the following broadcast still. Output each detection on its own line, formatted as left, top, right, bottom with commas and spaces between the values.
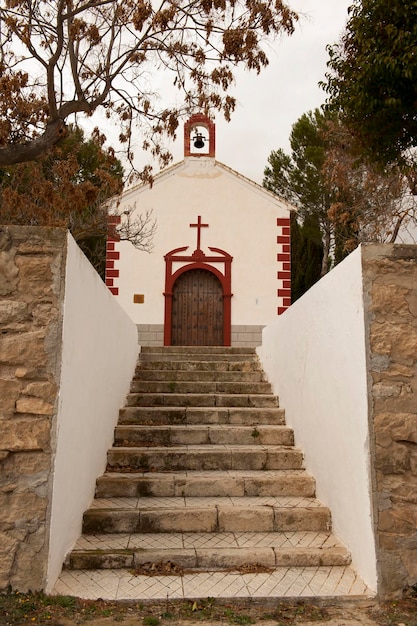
105, 114, 293, 347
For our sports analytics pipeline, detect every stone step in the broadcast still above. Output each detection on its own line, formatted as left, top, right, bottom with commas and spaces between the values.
140, 346, 257, 355
67, 531, 350, 571
125, 393, 279, 408
139, 353, 259, 362
114, 425, 294, 447
129, 380, 272, 394
82, 497, 331, 534
118, 406, 286, 426
138, 348, 259, 363
95, 470, 316, 498
136, 360, 261, 372
133, 369, 266, 382
106, 445, 303, 472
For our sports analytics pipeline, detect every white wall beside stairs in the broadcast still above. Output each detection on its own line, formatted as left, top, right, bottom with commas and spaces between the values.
258, 245, 377, 592
46, 234, 139, 592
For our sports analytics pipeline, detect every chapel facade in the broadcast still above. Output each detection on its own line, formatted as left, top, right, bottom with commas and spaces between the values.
105, 114, 292, 347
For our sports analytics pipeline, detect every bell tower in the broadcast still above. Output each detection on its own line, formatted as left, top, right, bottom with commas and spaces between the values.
184, 113, 216, 158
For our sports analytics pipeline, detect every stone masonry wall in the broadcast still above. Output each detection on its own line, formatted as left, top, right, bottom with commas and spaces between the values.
0, 226, 67, 591
362, 244, 417, 597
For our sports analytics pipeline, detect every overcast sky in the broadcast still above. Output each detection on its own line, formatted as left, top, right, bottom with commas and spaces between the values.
163, 0, 352, 184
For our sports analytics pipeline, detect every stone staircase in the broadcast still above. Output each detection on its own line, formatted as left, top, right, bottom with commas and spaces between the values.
59, 346, 367, 600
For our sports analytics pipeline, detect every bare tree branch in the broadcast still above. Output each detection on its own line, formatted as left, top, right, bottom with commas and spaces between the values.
0, 0, 297, 172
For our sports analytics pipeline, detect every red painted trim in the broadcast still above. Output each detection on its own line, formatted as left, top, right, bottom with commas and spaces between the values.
164, 244, 232, 346
277, 235, 290, 244
106, 215, 122, 296
184, 114, 216, 158
276, 216, 291, 315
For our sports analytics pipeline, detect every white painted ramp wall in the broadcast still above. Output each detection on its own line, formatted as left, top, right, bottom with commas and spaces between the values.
46, 234, 139, 591
258, 246, 377, 592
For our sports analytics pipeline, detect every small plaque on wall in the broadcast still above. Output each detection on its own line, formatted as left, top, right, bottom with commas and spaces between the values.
133, 294, 145, 304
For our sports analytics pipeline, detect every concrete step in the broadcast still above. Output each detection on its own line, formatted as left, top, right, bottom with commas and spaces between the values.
125, 393, 279, 408
82, 497, 331, 534
95, 470, 316, 498
133, 369, 266, 382
106, 445, 303, 472
67, 531, 350, 571
129, 380, 273, 394
118, 406, 286, 426
114, 424, 294, 447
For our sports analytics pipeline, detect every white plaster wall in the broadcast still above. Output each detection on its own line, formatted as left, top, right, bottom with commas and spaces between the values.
46, 234, 139, 591
114, 158, 290, 325
257, 246, 377, 591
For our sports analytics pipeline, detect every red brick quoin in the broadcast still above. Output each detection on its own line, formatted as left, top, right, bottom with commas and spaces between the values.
106, 215, 121, 296
276, 217, 291, 315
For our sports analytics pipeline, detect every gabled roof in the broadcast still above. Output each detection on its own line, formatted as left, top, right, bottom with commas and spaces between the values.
115, 157, 295, 211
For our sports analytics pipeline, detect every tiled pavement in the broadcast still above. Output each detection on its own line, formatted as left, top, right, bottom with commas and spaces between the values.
53, 565, 372, 600
88, 495, 324, 509
72, 531, 343, 551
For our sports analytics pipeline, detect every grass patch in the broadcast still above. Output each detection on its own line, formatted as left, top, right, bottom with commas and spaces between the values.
143, 616, 160, 626
1, 590, 417, 626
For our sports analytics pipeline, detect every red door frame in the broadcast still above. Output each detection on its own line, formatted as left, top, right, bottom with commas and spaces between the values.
164, 247, 232, 346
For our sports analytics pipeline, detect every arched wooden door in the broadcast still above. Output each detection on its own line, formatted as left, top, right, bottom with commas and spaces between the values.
171, 269, 223, 346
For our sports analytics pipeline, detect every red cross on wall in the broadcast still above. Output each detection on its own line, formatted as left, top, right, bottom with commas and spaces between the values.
190, 215, 208, 251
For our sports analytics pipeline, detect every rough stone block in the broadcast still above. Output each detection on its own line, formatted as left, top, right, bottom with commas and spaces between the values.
15, 256, 54, 299
15, 397, 54, 416
0, 491, 47, 528
22, 382, 57, 403
0, 379, 21, 416
1, 331, 46, 367
1, 418, 50, 451
0, 531, 19, 590
0, 301, 30, 326
10, 525, 47, 592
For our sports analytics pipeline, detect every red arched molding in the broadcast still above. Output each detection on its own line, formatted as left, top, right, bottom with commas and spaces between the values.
184, 114, 216, 158
164, 246, 232, 346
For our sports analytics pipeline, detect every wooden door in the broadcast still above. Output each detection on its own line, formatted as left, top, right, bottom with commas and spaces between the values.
171, 269, 223, 346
